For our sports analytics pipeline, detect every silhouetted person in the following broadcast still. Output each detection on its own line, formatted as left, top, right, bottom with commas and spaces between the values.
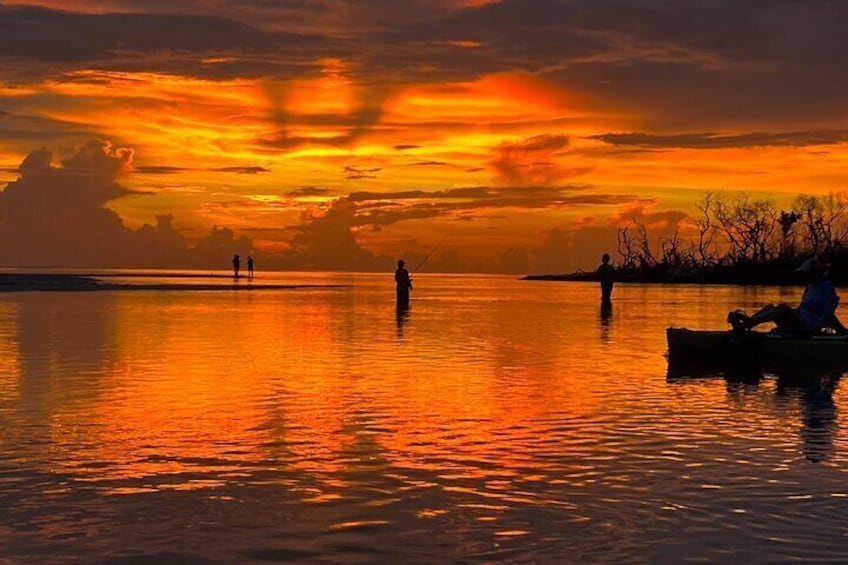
598, 253, 614, 304
232, 253, 241, 279
728, 257, 847, 335
247, 256, 254, 279
395, 259, 412, 311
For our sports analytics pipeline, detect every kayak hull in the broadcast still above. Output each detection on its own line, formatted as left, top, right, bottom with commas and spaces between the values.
666, 327, 848, 378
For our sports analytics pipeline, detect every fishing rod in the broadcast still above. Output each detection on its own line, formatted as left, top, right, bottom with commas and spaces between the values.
412, 236, 446, 274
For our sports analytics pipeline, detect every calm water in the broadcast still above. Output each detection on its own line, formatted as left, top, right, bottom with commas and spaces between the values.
1, 274, 848, 563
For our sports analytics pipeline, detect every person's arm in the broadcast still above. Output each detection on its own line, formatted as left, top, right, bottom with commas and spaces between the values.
833, 315, 847, 335
826, 285, 840, 318
808, 285, 841, 330
827, 287, 844, 333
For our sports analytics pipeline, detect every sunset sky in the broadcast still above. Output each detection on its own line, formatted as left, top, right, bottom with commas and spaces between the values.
1, 0, 847, 272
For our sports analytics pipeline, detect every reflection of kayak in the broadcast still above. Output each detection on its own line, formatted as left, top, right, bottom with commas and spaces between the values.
666, 327, 848, 370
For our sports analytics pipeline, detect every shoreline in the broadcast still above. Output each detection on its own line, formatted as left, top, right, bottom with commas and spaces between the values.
521, 273, 812, 286
0, 274, 345, 292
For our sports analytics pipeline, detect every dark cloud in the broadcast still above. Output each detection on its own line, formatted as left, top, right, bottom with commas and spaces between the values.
404, 160, 450, 167
280, 198, 392, 271
269, 183, 638, 272
4, 1, 848, 84
344, 165, 382, 179
394, 144, 421, 150
134, 165, 270, 175
504, 134, 570, 153
346, 185, 633, 228
0, 141, 253, 268
0, 112, 101, 141
211, 166, 270, 174
0, 5, 332, 65
3, 1, 847, 135
491, 134, 591, 185
23, 0, 489, 34
134, 165, 189, 174
548, 61, 846, 129
287, 186, 333, 197
589, 130, 848, 149
348, 184, 590, 202
357, 193, 632, 227
403, 0, 848, 126
258, 85, 388, 152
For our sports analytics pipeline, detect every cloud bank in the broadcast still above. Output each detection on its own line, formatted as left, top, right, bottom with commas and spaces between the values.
0, 141, 252, 268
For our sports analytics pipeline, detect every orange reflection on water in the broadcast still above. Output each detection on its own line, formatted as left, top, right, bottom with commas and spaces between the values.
0, 277, 841, 502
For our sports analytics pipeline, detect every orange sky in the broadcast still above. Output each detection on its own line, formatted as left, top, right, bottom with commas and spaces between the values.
1, 1, 848, 271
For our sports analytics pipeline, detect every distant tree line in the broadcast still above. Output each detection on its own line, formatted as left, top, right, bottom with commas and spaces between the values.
613, 192, 848, 284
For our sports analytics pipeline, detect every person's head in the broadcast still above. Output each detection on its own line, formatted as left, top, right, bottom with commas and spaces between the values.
602, 253, 610, 264
797, 257, 828, 282
397, 259, 405, 268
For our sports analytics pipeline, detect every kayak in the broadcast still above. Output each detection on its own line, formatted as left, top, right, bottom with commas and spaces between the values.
666, 327, 848, 379
667, 327, 848, 362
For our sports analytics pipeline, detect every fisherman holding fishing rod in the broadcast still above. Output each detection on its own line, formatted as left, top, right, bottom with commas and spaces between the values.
395, 259, 412, 311
395, 238, 444, 310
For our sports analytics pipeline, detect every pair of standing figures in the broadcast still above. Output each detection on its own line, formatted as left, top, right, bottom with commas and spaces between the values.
232, 254, 254, 278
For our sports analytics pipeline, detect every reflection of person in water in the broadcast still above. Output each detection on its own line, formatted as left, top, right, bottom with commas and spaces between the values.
396, 307, 409, 339
792, 375, 840, 463
599, 301, 612, 343
669, 362, 842, 462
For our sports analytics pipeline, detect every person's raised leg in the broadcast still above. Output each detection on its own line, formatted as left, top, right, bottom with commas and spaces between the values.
728, 304, 777, 330
744, 304, 783, 329
773, 303, 806, 335
746, 303, 801, 334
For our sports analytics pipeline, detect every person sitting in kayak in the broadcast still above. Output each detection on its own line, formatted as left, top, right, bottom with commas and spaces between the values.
728, 258, 847, 336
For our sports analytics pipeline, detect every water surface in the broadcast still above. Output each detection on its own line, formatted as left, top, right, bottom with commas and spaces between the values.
1, 275, 847, 563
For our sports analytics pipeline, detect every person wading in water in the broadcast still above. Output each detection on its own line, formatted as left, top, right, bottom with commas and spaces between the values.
395, 259, 412, 311
232, 253, 241, 279
598, 253, 614, 305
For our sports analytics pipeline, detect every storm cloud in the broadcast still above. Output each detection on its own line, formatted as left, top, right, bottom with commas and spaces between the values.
0, 141, 253, 268
589, 130, 848, 149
